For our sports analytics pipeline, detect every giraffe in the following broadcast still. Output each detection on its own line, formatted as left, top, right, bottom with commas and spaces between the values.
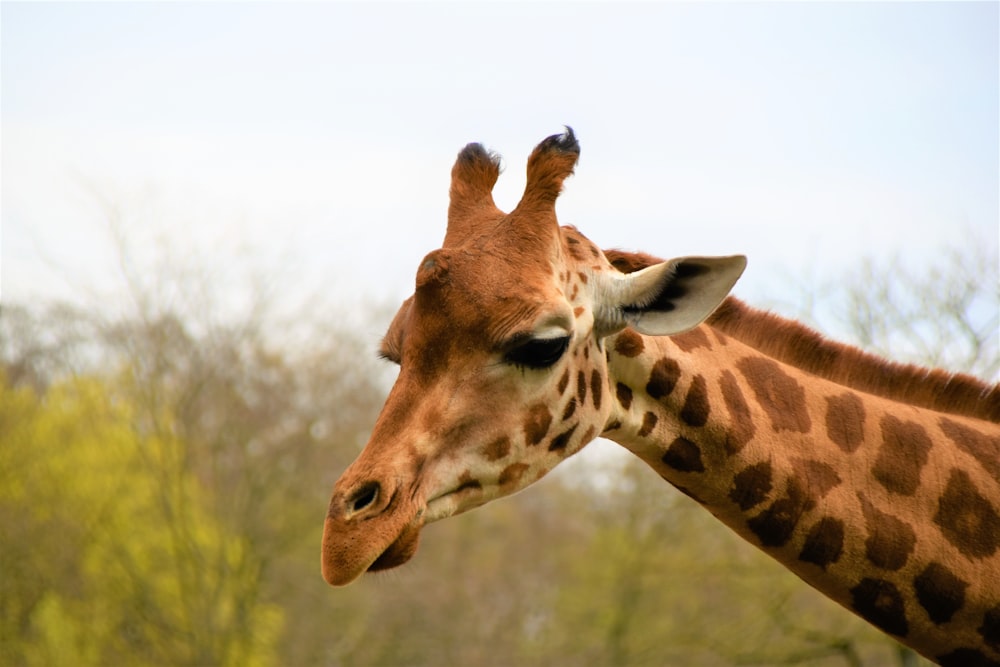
322, 128, 1000, 665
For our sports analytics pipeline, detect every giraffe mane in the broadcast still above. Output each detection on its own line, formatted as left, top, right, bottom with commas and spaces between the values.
604, 248, 1000, 423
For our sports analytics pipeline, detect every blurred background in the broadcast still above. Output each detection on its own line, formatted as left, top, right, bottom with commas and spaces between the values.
2, 3, 997, 666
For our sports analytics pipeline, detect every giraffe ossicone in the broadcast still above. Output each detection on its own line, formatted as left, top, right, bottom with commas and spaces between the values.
323, 128, 1000, 666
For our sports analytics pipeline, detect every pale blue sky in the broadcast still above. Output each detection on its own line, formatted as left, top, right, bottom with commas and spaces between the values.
3, 2, 998, 325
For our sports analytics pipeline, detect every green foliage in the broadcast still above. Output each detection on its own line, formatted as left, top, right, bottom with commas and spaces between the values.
0, 375, 282, 667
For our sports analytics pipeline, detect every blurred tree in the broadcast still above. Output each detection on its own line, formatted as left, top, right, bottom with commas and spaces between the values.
97, 306, 388, 665
1, 229, 391, 665
0, 375, 283, 666
796, 239, 998, 382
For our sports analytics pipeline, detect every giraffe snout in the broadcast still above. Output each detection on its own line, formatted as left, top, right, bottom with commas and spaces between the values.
322, 471, 424, 586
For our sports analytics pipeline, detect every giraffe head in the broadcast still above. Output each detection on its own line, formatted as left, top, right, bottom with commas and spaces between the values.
322, 129, 746, 585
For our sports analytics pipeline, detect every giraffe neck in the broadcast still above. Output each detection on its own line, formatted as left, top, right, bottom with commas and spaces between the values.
603, 317, 1000, 666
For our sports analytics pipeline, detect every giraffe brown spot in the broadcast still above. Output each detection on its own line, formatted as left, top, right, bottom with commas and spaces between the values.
680, 374, 710, 427
747, 478, 812, 548
914, 561, 968, 625
481, 436, 511, 462
646, 357, 681, 400
566, 236, 585, 262
616, 383, 633, 410
799, 516, 844, 569
573, 306, 585, 318
523, 403, 553, 446
934, 468, 1000, 560
661, 437, 704, 473
603, 419, 622, 433
638, 411, 658, 437
614, 329, 645, 357
590, 370, 603, 410
980, 606, 1000, 652
711, 329, 729, 346
873, 415, 933, 496
582, 425, 596, 443
570, 284, 579, 301
940, 417, 1000, 481
577, 271, 588, 284
825, 392, 866, 454
549, 424, 578, 452
562, 398, 577, 420
575, 371, 587, 406
859, 495, 916, 571
671, 327, 712, 352
850, 578, 909, 637
737, 357, 810, 433
719, 370, 755, 455
728, 461, 773, 510
792, 458, 842, 498
498, 462, 530, 488
937, 648, 1000, 667
557, 369, 570, 395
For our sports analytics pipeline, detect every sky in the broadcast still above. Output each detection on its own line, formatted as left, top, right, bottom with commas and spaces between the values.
3, 2, 999, 333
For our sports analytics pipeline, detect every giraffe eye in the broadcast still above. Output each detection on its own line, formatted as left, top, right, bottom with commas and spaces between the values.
505, 336, 570, 370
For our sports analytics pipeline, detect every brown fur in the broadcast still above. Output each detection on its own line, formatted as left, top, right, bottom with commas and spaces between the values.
604, 248, 1000, 424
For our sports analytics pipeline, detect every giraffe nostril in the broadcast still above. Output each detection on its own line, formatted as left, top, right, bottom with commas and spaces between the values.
349, 482, 380, 514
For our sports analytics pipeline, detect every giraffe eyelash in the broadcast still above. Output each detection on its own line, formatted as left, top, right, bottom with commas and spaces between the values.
504, 336, 571, 370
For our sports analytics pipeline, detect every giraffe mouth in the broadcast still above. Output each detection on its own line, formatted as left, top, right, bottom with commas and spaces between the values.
323, 478, 491, 583
364, 481, 479, 575
367, 520, 422, 572
368, 480, 486, 572
424, 479, 487, 522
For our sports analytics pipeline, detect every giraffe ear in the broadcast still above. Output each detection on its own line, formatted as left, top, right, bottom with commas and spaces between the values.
596, 255, 747, 337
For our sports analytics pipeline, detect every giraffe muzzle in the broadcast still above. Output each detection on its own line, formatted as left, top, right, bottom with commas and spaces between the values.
321, 475, 426, 586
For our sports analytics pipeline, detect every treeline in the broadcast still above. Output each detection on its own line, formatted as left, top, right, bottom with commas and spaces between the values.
2, 240, 993, 666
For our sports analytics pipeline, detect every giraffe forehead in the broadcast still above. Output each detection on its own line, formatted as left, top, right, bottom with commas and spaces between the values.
385, 275, 570, 369
402, 224, 604, 341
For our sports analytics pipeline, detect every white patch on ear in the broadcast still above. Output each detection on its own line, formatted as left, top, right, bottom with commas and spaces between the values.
594, 255, 746, 337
